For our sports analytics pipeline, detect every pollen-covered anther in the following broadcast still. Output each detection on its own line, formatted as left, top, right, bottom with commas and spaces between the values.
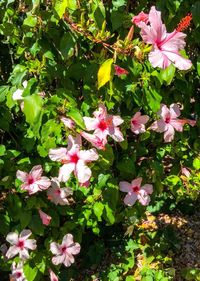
176, 13, 192, 32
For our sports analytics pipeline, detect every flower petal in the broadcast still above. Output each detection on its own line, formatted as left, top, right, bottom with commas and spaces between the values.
16, 170, 28, 182
19, 229, 32, 240
6, 232, 19, 245
164, 124, 175, 142
124, 193, 138, 206
142, 184, 153, 194
62, 234, 74, 247
30, 165, 43, 180
68, 243, 81, 255
83, 117, 99, 131
49, 148, 67, 162
50, 242, 61, 255
58, 163, 75, 182
6, 246, 19, 259
119, 181, 132, 192
24, 239, 37, 250
79, 149, 99, 162
52, 254, 65, 265
131, 177, 142, 188
75, 160, 91, 184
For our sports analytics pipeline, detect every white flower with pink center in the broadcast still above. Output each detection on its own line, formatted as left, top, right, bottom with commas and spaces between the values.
10, 262, 27, 281
49, 135, 98, 184
6, 230, 37, 260
151, 104, 196, 142
131, 112, 149, 134
47, 178, 72, 205
16, 165, 51, 195
50, 234, 80, 267
82, 104, 124, 145
60, 117, 75, 130
119, 177, 153, 206
138, 6, 192, 70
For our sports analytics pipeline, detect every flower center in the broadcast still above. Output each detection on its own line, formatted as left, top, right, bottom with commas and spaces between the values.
55, 188, 61, 195
17, 240, 24, 249
165, 116, 171, 123
16, 271, 22, 278
98, 120, 108, 131
28, 176, 34, 185
70, 153, 79, 164
61, 246, 67, 253
132, 186, 140, 193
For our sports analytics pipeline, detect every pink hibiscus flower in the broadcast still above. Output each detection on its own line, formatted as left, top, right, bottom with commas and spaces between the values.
49, 268, 59, 281
80, 131, 107, 150
50, 234, 80, 267
132, 11, 149, 27
16, 165, 51, 195
119, 177, 153, 206
47, 178, 72, 205
38, 209, 52, 226
6, 230, 37, 260
138, 6, 192, 70
150, 104, 196, 142
49, 135, 98, 184
83, 104, 124, 144
10, 262, 27, 281
114, 65, 129, 77
131, 112, 149, 134
181, 167, 191, 178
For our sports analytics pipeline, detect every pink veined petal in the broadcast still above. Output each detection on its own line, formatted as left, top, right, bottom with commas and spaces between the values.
49, 148, 67, 162
141, 184, 153, 194
60, 117, 75, 129
93, 104, 107, 119
36, 177, 51, 190
79, 149, 99, 162
132, 111, 141, 120
161, 50, 192, 70
39, 209, 52, 226
75, 160, 92, 184
6, 246, 19, 259
186, 119, 196, 127
67, 243, 81, 255
170, 103, 181, 118
6, 232, 19, 245
124, 193, 138, 206
49, 268, 59, 281
24, 239, 37, 250
50, 242, 61, 255
149, 49, 171, 69
119, 181, 132, 192
19, 229, 32, 240
26, 183, 40, 195
161, 31, 186, 51
52, 254, 65, 265
62, 234, 74, 247
164, 124, 175, 142
151, 119, 167, 133
131, 177, 142, 188
148, 6, 167, 42
58, 163, 75, 182
19, 248, 30, 260
138, 190, 151, 206
181, 167, 191, 178
63, 253, 74, 267
112, 115, 124, 126
140, 22, 158, 45
170, 119, 184, 132
30, 165, 43, 180
137, 115, 149, 125
83, 117, 99, 131
16, 170, 28, 182
131, 124, 146, 134
109, 127, 124, 142
80, 131, 107, 150
94, 128, 109, 140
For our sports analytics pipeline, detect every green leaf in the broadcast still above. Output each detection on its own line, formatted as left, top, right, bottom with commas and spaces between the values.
0, 145, 6, 156
24, 264, 38, 281
104, 204, 115, 225
0, 214, 10, 235
193, 158, 200, 170
53, 0, 77, 18
68, 108, 86, 129
23, 16, 37, 27
23, 94, 43, 125
145, 86, 162, 112
98, 59, 113, 89
0, 86, 9, 102
192, 1, 200, 27
160, 64, 175, 85
93, 202, 104, 221
60, 32, 76, 60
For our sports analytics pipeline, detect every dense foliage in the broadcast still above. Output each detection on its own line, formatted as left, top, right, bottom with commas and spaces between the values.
0, 0, 200, 280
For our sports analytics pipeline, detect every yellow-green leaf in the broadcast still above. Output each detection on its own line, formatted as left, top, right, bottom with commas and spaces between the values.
53, 0, 77, 18
98, 58, 113, 89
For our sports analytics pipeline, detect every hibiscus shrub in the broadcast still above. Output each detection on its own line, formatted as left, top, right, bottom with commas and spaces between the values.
0, 0, 200, 280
